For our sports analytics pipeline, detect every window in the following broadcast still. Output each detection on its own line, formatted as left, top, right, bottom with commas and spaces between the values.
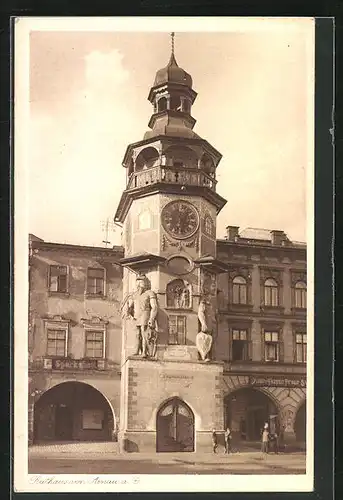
168, 315, 186, 345
85, 330, 104, 358
47, 329, 67, 357
295, 281, 307, 309
264, 331, 280, 362
295, 333, 307, 363
204, 215, 214, 237
158, 97, 168, 112
264, 278, 279, 306
49, 265, 67, 293
232, 276, 247, 304
87, 268, 105, 296
232, 329, 249, 361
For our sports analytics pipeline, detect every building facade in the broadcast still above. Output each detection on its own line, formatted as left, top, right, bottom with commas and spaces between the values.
28, 48, 307, 451
28, 235, 123, 444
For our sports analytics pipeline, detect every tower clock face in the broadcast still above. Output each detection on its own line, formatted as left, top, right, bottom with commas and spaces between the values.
161, 200, 199, 239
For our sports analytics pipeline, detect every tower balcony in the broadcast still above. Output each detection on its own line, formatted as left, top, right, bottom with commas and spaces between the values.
127, 165, 217, 192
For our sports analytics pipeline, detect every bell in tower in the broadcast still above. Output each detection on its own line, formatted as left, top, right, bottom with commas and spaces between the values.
116, 33, 228, 454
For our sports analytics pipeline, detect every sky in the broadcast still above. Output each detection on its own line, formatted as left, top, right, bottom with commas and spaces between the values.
26, 18, 314, 247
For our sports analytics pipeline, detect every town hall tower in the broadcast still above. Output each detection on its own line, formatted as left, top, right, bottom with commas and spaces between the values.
115, 34, 228, 452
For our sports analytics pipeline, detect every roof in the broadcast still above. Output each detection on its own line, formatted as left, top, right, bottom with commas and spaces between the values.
153, 53, 193, 88
29, 235, 124, 255
239, 228, 273, 241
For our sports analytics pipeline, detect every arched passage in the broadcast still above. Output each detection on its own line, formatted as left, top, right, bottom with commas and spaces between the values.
33, 382, 115, 443
224, 388, 280, 442
294, 401, 306, 443
156, 397, 194, 452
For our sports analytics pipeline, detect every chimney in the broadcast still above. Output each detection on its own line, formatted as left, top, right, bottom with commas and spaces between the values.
271, 230, 286, 246
226, 226, 240, 241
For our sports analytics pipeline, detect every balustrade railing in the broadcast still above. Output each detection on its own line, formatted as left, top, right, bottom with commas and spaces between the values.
127, 165, 217, 192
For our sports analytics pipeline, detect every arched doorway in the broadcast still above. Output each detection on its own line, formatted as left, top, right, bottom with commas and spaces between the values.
294, 401, 306, 443
156, 398, 194, 452
224, 388, 280, 442
33, 382, 115, 443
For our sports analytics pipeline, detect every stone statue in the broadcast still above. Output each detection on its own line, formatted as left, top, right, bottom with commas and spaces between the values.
125, 274, 159, 358
166, 279, 191, 309
196, 294, 216, 362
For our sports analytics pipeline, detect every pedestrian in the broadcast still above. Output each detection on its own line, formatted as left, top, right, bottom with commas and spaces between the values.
261, 424, 269, 454
224, 427, 232, 454
212, 429, 218, 453
272, 432, 279, 454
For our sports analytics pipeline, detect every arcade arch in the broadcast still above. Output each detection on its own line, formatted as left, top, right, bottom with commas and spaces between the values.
224, 388, 280, 441
294, 401, 306, 443
33, 381, 115, 443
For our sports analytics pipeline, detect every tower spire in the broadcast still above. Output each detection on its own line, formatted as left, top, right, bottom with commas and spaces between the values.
171, 32, 175, 57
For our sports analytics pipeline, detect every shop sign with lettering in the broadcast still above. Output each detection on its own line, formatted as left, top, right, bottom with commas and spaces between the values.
249, 376, 306, 388
52, 358, 98, 370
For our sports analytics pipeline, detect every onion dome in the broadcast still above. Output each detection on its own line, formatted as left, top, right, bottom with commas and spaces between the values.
153, 52, 193, 88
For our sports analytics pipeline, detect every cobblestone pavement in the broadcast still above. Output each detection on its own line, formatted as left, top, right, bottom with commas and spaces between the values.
28, 442, 306, 474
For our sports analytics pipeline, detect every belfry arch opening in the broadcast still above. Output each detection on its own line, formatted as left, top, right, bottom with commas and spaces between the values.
157, 96, 168, 112
164, 145, 198, 169
200, 153, 215, 177
224, 388, 280, 442
156, 397, 195, 452
33, 382, 115, 443
135, 147, 159, 171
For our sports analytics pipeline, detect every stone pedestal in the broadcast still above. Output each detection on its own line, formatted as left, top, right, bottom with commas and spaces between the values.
119, 357, 224, 453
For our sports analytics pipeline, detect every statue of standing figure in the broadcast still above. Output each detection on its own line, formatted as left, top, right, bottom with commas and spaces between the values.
124, 274, 159, 358
196, 276, 217, 361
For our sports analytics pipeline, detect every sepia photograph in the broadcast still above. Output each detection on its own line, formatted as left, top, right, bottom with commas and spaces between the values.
14, 17, 315, 493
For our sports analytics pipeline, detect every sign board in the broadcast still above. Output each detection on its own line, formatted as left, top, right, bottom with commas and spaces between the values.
52, 359, 98, 370
249, 376, 306, 388
163, 345, 192, 360
82, 409, 104, 430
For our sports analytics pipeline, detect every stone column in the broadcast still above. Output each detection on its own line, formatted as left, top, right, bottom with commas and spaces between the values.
251, 264, 261, 313
283, 267, 292, 314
